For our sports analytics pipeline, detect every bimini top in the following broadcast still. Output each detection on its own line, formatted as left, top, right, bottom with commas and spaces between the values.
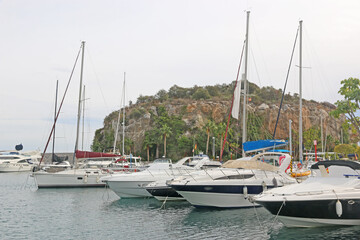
310, 160, 360, 170
243, 139, 287, 153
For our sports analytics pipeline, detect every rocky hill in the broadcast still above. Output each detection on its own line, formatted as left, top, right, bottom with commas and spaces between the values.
91, 82, 348, 160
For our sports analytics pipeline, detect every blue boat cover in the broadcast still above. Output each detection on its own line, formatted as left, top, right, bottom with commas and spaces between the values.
243, 139, 288, 153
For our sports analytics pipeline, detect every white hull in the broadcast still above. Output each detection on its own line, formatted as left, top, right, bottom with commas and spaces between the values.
33, 169, 106, 188
0, 163, 33, 172
154, 196, 185, 201
106, 180, 153, 198
278, 215, 360, 227
177, 191, 259, 208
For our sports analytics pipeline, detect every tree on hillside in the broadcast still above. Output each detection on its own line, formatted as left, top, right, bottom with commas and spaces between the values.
204, 120, 216, 155
331, 77, 360, 137
143, 131, 156, 162
216, 122, 227, 159
161, 124, 172, 157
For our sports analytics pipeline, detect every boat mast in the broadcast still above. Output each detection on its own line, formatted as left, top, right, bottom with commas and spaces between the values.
289, 119, 292, 156
81, 85, 86, 151
299, 21, 303, 163
122, 72, 126, 156
74, 41, 85, 166
242, 11, 250, 157
52, 80, 58, 162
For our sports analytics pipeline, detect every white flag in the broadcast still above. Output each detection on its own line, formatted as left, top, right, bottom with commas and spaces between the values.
231, 81, 241, 119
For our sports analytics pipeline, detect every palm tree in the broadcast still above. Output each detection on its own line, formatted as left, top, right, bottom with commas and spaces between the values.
204, 120, 215, 155
143, 132, 154, 162
160, 124, 172, 157
216, 122, 227, 159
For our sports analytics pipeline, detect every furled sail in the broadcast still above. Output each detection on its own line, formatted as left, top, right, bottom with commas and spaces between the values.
231, 80, 241, 119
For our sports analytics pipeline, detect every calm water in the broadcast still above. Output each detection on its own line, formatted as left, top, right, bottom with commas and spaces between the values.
1, 173, 360, 240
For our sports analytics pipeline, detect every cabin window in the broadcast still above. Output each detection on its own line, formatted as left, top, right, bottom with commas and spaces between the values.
215, 174, 254, 180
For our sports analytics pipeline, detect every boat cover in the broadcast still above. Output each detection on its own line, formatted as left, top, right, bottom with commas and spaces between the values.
75, 150, 122, 159
310, 160, 360, 170
243, 139, 288, 153
222, 160, 278, 171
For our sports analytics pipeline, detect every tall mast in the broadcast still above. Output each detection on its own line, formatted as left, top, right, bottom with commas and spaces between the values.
52, 80, 58, 162
74, 41, 85, 166
242, 11, 250, 157
299, 21, 303, 163
122, 72, 126, 156
81, 85, 86, 151
289, 119, 292, 156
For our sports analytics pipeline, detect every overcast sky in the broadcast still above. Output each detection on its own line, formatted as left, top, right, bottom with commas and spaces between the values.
1, 0, 359, 152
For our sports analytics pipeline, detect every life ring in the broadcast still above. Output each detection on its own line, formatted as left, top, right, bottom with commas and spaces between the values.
297, 163, 303, 170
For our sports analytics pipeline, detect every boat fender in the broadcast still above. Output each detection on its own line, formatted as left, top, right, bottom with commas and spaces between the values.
96, 176, 100, 183
336, 200, 343, 217
262, 181, 267, 192
84, 174, 88, 183
243, 186, 248, 199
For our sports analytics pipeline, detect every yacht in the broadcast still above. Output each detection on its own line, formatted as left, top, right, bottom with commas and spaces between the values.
168, 152, 296, 208
0, 151, 41, 172
101, 155, 216, 198
145, 159, 222, 201
254, 160, 360, 227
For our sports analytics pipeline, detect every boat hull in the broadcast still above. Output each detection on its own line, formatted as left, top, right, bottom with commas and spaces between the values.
171, 184, 268, 208
258, 198, 360, 227
33, 171, 106, 188
146, 186, 184, 201
0, 163, 33, 172
105, 180, 153, 198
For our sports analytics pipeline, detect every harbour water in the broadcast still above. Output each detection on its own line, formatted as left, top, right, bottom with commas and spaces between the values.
2, 173, 360, 240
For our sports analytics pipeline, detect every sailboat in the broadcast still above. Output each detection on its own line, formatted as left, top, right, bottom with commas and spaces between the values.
32, 41, 108, 188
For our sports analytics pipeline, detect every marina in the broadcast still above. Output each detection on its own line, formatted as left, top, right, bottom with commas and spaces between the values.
3, 172, 360, 240
1, 1, 360, 239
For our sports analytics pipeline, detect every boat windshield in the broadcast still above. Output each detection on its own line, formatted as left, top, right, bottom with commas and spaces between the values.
153, 158, 172, 164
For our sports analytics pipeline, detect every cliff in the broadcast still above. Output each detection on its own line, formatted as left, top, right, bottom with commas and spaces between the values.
92, 83, 348, 160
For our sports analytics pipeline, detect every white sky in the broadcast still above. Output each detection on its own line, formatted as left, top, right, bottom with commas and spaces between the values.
0, 0, 359, 152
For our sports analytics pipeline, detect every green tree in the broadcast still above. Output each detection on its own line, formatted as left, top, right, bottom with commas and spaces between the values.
192, 88, 210, 100
204, 120, 215, 155
216, 122, 227, 160
331, 77, 360, 136
161, 124, 172, 157
143, 131, 156, 162
303, 127, 321, 150
334, 144, 356, 158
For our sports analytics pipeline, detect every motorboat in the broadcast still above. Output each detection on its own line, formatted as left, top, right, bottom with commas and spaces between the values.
145, 159, 222, 201
254, 160, 360, 227
0, 150, 41, 172
168, 152, 296, 208
101, 155, 216, 198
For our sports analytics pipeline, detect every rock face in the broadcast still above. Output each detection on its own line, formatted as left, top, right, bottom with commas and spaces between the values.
95, 98, 346, 155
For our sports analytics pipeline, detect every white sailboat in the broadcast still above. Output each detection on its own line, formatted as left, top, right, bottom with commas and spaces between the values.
32, 41, 108, 188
